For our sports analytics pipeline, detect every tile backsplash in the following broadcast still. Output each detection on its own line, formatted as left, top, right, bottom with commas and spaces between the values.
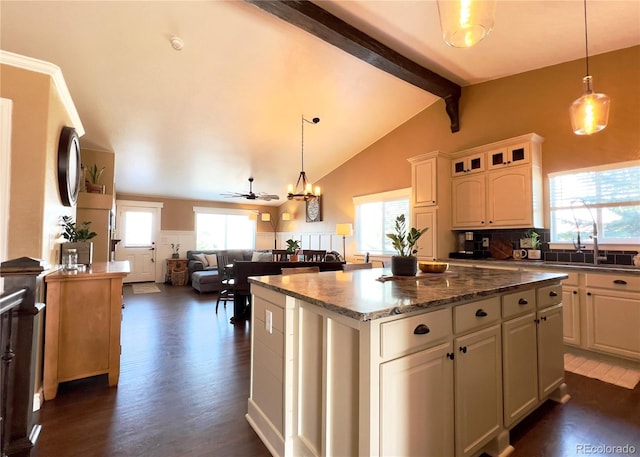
455, 228, 638, 266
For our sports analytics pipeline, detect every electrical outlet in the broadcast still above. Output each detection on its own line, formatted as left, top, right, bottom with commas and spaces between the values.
482, 237, 490, 248
265, 309, 272, 334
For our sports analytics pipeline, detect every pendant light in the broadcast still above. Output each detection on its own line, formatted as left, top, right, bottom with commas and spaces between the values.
437, 0, 496, 48
287, 116, 321, 201
569, 0, 610, 135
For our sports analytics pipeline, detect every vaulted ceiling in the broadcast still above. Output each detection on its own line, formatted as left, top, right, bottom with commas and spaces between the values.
1, 1, 638, 204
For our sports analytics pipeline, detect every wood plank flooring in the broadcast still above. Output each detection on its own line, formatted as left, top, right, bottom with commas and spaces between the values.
35, 284, 640, 457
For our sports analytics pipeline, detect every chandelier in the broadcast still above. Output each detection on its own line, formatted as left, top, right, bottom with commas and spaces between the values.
287, 116, 321, 201
569, 0, 610, 135
437, 0, 496, 48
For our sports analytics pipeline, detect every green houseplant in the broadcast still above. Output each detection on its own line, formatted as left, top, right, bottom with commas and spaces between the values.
285, 239, 301, 262
386, 214, 428, 276
84, 163, 106, 194
60, 215, 97, 265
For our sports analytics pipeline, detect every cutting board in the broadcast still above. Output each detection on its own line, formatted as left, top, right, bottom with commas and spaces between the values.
489, 238, 513, 260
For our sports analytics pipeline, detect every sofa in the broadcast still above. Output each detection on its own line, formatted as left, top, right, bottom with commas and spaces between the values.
187, 249, 255, 293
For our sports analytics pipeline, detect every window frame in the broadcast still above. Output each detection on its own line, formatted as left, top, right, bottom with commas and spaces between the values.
548, 160, 640, 249
353, 188, 411, 256
193, 206, 257, 251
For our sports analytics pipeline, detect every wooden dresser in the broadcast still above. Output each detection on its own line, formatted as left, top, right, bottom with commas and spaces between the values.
43, 261, 130, 400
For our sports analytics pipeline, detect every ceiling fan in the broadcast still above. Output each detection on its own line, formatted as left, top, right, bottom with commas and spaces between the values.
221, 177, 280, 201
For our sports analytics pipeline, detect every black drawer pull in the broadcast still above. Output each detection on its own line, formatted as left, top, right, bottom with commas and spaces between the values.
413, 324, 431, 335
447, 352, 455, 360
613, 279, 628, 285
549, 291, 558, 297
475, 309, 488, 317
459, 346, 467, 354
573, 291, 578, 294
518, 298, 528, 305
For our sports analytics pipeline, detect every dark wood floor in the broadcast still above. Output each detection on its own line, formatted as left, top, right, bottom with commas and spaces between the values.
35, 284, 640, 457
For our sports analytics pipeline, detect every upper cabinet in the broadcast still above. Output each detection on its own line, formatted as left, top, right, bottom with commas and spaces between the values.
451, 152, 485, 176
448, 134, 544, 230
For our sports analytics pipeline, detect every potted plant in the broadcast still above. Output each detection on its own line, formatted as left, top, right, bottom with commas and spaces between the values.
60, 215, 97, 265
523, 230, 542, 260
84, 163, 105, 194
285, 239, 301, 262
386, 214, 428, 276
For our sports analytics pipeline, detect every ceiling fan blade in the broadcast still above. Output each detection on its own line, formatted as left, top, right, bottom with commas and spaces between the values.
258, 194, 280, 201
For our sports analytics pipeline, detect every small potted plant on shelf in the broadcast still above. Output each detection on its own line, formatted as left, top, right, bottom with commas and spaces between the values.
84, 163, 106, 194
285, 239, 301, 262
522, 230, 542, 260
386, 214, 428, 276
60, 215, 97, 266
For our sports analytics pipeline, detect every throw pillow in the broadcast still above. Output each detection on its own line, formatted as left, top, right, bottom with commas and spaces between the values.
204, 254, 218, 267
251, 250, 272, 262
193, 253, 208, 266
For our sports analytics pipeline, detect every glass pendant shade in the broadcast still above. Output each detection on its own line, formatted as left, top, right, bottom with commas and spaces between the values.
437, 0, 496, 48
570, 76, 610, 135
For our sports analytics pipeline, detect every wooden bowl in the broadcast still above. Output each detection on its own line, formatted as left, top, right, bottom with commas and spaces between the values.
418, 261, 449, 273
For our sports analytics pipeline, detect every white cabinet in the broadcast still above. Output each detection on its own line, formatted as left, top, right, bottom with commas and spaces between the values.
537, 303, 565, 398
408, 152, 453, 259
413, 207, 436, 260
560, 272, 581, 346
412, 156, 437, 206
452, 152, 485, 176
380, 341, 454, 457
451, 174, 486, 228
585, 273, 640, 361
448, 133, 544, 230
487, 142, 530, 170
454, 323, 503, 457
486, 166, 538, 228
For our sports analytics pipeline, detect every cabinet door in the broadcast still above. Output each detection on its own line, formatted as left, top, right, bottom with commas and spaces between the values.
451, 175, 486, 229
486, 167, 533, 227
585, 288, 640, 360
562, 286, 581, 346
413, 207, 436, 260
413, 157, 437, 206
452, 154, 485, 176
487, 143, 530, 170
454, 324, 502, 457
502, 313, 538, 427
380, 341, 454, 457
537, 304, 565, 398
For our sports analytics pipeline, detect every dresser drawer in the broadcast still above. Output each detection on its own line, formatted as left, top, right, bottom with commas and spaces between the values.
454, 296, 501, 334
502, 288, 536, 319
537, 283, 563, 308
586, 273, 640, 292
380, 307, 451, 359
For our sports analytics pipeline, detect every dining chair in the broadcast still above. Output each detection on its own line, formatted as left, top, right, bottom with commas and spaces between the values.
281, 266, 320, 275
215, 253, 236, 312
302, 250, 326, 261
342, 263, 373, 271
272, 249, 289, 261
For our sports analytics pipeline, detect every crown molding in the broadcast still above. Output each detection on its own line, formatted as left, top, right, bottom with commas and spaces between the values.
0, 50, 84, 136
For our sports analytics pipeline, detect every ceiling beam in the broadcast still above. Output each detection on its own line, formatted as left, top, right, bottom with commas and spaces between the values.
245, 0, 461, 133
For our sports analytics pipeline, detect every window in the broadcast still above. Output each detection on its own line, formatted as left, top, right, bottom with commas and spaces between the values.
353, 189, 410, 255
549, 161, 640, 245
122, 210, 153, 247
194, 207, 256, 250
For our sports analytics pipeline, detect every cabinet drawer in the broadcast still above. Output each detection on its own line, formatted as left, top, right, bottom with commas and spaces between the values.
537, 283, 563, 308
454, 296, 501, 334
380, 308, 451, 359
502, 289, 536, 318
586, 273, 640, 292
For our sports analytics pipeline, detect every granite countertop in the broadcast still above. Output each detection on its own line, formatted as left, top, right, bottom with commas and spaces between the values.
248, 266, 567, 322
446, 258, 640, 275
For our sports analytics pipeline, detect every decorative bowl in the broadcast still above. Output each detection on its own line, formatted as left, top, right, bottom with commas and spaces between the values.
418, 261, 449, 273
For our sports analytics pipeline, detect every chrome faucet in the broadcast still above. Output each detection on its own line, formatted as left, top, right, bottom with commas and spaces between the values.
590, 222, 607, 265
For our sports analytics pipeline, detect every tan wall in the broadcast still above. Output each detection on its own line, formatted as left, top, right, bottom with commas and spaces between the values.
1, 64, 76, 265
115, 193, 280, 234
312, 46, 640, 232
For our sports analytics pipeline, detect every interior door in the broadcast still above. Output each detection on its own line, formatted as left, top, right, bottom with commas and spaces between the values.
115, 202, 160, 283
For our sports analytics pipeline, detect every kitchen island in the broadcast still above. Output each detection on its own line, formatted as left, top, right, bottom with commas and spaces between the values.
246, 266, 569, 457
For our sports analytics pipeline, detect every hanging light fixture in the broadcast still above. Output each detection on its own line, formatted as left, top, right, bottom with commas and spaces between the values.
287, 115, 321, 201
437, 0, 496, 48
569, 0, 610, 135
